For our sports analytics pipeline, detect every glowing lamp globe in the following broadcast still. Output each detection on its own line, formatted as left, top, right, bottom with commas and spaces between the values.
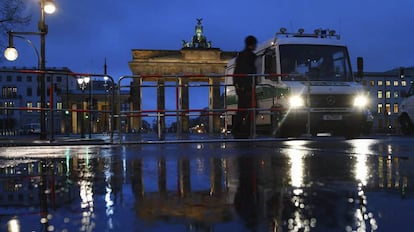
4, 47, 18, 61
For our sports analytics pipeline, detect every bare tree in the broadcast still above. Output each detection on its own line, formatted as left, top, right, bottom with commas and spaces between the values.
1, 0, 30, 28
0, 0, 31, 60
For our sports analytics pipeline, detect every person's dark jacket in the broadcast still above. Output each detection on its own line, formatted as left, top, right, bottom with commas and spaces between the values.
234, 49, 257, 89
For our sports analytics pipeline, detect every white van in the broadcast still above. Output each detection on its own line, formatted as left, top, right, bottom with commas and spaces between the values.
225, 28, 370, 138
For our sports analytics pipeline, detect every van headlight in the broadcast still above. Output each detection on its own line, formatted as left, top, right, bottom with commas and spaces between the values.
289, 95, 305, 108
353, 95, 368, 107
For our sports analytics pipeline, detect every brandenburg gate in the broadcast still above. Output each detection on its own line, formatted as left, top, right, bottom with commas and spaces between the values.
128, 19, 236, 136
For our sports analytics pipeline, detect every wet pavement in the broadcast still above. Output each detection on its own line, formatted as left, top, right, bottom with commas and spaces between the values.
0, 135, 413, 231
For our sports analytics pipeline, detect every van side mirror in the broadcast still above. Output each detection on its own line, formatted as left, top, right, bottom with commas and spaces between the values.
357, 57, 364, 79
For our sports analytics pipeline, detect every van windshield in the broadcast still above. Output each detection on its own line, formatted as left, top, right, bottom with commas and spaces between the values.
279, 44, 353, 81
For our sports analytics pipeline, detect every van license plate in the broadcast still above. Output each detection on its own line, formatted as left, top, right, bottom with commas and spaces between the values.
323, 114, 343, 120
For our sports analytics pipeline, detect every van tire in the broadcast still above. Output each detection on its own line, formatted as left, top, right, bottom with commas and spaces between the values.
344, 130, 360, 139
275, 124, 302, 138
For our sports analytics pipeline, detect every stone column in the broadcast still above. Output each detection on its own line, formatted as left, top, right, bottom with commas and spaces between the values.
157, 79, 166, 140
130, 78, 142, 132
209, 77, 221, 133
179, 78, 190, 133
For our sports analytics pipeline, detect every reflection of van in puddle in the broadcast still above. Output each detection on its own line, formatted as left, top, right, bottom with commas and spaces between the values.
22, 123, 41, 134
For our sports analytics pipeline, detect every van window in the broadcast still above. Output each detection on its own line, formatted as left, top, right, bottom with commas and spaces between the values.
264, 54, 276, 74
279, 44, 352, 81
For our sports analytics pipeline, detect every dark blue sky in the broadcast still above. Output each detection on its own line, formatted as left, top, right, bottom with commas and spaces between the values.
4, 0, 414, 117
7, 0, 414, 76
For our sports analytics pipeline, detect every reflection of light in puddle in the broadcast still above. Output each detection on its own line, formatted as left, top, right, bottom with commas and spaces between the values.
285, 140, 316, 231
350, 140, 375, 186
350, 139, 374, 156
355, 155, 368, 186
286, 140, 309, 188
348, 139, 378, 231
78, 148, 95, 231
290, 153, 304, 188
104, 157, 114, 229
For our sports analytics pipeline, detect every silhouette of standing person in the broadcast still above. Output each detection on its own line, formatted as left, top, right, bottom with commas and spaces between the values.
233, 35, 258, 138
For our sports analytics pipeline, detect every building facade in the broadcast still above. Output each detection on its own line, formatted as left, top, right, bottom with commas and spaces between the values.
0, 66, 78, 135
0, 66, 129, 136
361, 67, 413, 133
61, 79, 130, 135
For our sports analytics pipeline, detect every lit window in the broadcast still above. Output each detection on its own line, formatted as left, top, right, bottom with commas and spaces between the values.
5, 101, 14, 114
1, 87, 17, 99
37, 102, 41, 112
402, 81, 407, 87
377, 90, 383, 99
393, 104, 399, 114
386, 80, 391, 86
385, 104, 391, 115
386, 91, 391, 99
377, 103, 383, 114
394, 81, 399, 86
394, 91, 399, 98
377, 80, 383, 86
26, 102, 33, 112
57, 102, 62, 110
370, 80, 375, 86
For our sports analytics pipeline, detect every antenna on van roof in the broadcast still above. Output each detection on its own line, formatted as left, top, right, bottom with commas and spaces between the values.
275, 28, 340, 40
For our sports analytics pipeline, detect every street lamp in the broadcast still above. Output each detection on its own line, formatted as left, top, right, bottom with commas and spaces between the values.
4, 47, 18, 61
43, 0, 57, 14
4, 33, 40, 68
3, 0, 57, 140
4, 32, 19, 61
77, 76, 90, 138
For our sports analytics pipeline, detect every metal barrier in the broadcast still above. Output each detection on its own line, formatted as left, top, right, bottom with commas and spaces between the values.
0, 68, 290, 144
116, 73, 282, 143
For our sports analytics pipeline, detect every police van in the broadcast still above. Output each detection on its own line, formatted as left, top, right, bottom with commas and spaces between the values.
225, 28, 370, 138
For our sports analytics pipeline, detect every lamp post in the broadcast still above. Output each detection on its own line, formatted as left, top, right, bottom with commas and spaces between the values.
103, 75, 109, 133
103, 59, 110, 133
77, 76, 90, 138
3, 0, 57, 140
88, 79, 92, 139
